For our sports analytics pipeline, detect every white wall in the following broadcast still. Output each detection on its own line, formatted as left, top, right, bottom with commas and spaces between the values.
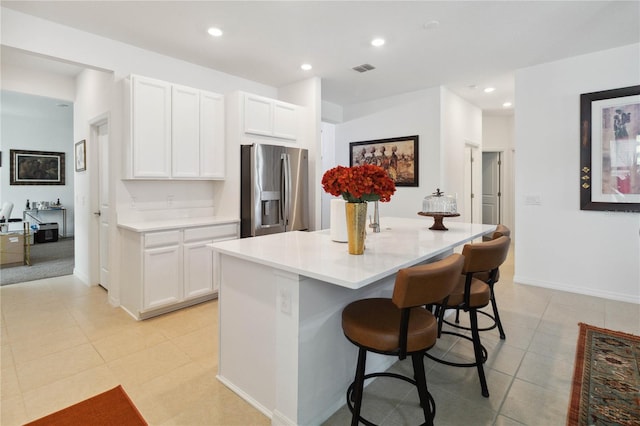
441, 88, 483, 223
335, 88, 441, 219
333, 86, 482, 224
320, 122, 336, 229
483, 113, 515, 234
0, 90, 75, 236
73, 68, 115, 294
2, 60, 76, 101
515, 43, 640, 303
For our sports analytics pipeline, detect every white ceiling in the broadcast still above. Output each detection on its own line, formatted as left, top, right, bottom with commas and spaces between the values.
2, 1, 639, 114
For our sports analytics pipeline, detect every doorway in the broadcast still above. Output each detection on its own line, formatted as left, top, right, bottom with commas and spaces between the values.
463, 143, 481, 223
90, 117, 110, 291
482, 152, 502, 225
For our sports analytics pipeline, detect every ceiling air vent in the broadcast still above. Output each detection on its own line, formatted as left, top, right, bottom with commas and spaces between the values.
352, 64, 376, 73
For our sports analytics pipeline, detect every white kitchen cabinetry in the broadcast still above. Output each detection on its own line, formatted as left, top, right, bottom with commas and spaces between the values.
131, 75, 172, 178
126, 75, 225, 180
199, 91, 225, 178
171, 85, 200, 178
143, 231, 182, 309
120, 222, 239, 320
243, 93, 298, 140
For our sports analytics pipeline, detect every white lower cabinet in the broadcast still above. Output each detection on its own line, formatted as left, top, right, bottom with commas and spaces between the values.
144, 243, 182, 309
120, 222, 238, 320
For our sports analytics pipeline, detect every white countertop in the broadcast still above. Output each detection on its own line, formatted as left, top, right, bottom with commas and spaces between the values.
117, 216, 239, 232
210, 217, 495, 289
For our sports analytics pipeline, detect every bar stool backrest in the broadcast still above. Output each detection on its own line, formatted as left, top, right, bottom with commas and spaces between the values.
461, 236, 511, 276
392, 253, 464, 309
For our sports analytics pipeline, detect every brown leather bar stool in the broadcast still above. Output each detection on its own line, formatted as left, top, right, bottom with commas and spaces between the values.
342, 253, 464, 426
429, 236, 511, 397
455, 224, 512, 339
478, 224, 511, 339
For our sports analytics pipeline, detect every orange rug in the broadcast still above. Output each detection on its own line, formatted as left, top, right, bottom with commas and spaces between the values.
567, 323, 640, 426
24, 385, 147, 426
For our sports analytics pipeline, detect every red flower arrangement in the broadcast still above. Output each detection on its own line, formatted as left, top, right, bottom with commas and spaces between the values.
322, 164, 396, 203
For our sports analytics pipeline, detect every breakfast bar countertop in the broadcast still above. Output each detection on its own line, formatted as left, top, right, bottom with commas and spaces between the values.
210, 216, 495, 289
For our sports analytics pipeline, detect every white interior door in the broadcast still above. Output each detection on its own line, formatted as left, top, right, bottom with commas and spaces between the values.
463, 145, 477, 223
482, 152, 501, 225
97, 123, 110, 289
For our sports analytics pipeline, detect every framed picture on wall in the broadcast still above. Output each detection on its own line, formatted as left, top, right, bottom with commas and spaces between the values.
75, 140, 86, 172
349, 135, 419, 187
10, 149, 65, 185
580, 85, 640, 212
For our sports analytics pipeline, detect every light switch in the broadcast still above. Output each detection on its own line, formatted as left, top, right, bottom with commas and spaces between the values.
524, 195, 541, 205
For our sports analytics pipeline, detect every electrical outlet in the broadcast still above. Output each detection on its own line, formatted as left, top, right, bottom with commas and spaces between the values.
280, 287, 291, 315
131, 197, 137, 208
167, 195, 174, 206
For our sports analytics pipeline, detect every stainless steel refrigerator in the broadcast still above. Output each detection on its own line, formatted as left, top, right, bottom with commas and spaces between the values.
241, 143, 309, 238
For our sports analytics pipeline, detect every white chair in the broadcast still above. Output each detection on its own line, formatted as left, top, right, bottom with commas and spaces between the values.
0, 202, 14, 220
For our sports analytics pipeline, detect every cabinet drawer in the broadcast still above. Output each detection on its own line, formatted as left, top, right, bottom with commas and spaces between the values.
145, 230, 181, 248
184, 224, 238, 242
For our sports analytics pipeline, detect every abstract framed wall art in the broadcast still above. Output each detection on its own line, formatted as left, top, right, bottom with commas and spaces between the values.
349, 135, 419, 187
10, 149, 66, 185
75, 140, 86, 172
580, 85, 640, 212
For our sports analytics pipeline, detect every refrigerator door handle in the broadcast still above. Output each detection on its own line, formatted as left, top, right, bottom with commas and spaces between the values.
281, 153, 291, 230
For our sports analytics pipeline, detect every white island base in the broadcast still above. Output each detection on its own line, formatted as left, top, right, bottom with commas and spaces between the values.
212, 218, 495, 425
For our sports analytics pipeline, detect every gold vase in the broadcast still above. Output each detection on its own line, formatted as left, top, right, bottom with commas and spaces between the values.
345, 202, 367, 255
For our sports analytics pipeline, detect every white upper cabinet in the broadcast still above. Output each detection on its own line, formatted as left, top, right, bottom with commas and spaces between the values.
126, 75, 225, 180
272, 101, 297, 140
199, 91, 225, 179
131, 76, 172, 178
172, 84, 200, 178
243, 93, 298, 141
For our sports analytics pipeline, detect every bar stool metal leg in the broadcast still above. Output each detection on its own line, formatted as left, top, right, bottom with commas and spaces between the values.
412, 354, 434, 426
350, 348, 367, 426
470, 309, 489, 397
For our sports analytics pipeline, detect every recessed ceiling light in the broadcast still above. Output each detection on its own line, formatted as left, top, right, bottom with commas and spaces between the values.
503, 102, 513, 108
371, 38, 385, 47
207, 27, 223, 37
301, 63, 312, 71
484, 87, 496, 93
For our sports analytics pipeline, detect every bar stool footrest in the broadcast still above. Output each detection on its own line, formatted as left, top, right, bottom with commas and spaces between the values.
425, 331, 488, 368
444, 310, 498, 333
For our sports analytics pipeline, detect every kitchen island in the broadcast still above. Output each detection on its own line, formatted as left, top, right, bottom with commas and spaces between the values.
210, 217, 495, 425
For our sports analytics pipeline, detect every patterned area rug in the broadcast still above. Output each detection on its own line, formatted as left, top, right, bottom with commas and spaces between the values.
568, 323, 640, 425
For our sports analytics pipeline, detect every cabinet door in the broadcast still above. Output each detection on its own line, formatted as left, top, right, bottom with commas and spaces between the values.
243, 94, 273, 136
199, 91, 225, 179
172, 85, 200, 178
132, 76, 172, 178
183, 240, 214, 299
273, 101, 297, 140
143, 245, 182, 309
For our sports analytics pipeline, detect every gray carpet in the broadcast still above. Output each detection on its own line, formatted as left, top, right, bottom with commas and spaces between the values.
0, 238, 74, 285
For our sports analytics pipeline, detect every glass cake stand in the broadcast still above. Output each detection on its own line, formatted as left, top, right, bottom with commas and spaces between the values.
417, 212, 460, 231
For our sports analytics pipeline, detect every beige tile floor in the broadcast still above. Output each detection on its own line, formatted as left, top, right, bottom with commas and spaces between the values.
1, 251, 638, 425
